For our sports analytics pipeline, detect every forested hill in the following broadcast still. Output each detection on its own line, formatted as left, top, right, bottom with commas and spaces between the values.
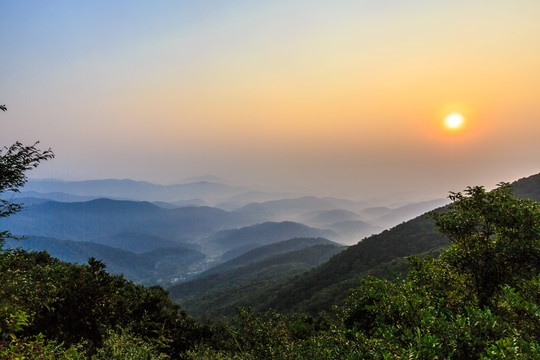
512, 172, 540, 199
202, 237, 340, 276
169, 243, 343, 319
227, 173, 540, 314
207, 212, 445, 315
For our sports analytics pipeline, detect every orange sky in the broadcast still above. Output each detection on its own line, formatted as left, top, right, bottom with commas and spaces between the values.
2, 1, 539, 199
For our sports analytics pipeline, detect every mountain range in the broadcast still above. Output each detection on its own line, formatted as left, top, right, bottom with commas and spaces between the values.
20, 178, 246, 203
4, 172, 536, 320
203, 221, 338, 255
2, 198, 251, 244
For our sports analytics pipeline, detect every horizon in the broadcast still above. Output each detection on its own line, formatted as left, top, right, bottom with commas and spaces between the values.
23, 173, 538, 207
2, 1, 539, 200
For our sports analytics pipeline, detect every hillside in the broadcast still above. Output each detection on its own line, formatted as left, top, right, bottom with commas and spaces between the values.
257, 172, 540, 314
204, 221, 338, 254
512, 172, 540, 199
325, 220, 381, 244
92, 232, 192, 253
204, 237, 341, 275
173, 172, 540, 317
3, 236, 206, 284
178, 213, 446, 317
168, 244, 343, 319
263, 213, 447, 313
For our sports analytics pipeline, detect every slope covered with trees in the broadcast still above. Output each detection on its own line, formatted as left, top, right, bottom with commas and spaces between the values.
203, 237, 340, 276
222, 173, 540, 315
184, 181, 540, 359
169, 243, 343, 319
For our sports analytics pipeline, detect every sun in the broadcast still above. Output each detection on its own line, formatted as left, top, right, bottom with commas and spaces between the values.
444, 113, 464, 130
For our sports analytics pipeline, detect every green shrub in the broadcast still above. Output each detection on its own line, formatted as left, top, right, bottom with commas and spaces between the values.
91, 329, 168, 360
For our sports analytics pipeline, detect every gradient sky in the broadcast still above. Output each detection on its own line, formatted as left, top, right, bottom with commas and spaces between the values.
2, 1, 539, 199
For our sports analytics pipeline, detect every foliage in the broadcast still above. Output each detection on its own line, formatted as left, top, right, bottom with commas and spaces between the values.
0, 181, 538, 359
199, 176, 540, 318
91, 329, 168, 360
1, 104, 208, 358
187, 183, 540, 359
188, 309, 357, 360
0, 248, 208, 358
1, 105, 54, 245
0, 334, 86, 360
430, 183, 540, 306
211, 212, 451, 316
170, 244, 342, 319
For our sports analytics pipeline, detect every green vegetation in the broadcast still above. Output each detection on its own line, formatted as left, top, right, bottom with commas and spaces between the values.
1, 105, 204, 359
170, 243, 343, 319
190, 210, 449, 316
184, 182, 539, 359
205, 237, 341, 276
0, 249, 207, 358
0, 138, 54, 245
208, 175, 539, 317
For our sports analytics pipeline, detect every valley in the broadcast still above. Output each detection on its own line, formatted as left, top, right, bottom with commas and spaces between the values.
2, 177, 451, 289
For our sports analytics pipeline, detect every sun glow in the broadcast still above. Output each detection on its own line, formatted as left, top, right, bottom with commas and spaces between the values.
444, 113, 465, 130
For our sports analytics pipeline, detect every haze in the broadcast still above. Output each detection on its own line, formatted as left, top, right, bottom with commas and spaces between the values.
2, 1, 539, 200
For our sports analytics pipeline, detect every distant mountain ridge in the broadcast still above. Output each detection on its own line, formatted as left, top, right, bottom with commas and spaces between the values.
20, 179, 452, 232
233, 196, 366, 221
11, 191, 103, 203
2, 198, 254, 244
233, 196, 450, 231
204, 221, 338, 254
299, 209, 362, 227
23, 178, 247, 203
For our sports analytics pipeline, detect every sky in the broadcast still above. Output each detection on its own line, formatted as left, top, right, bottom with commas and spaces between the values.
2, 0, 539, 200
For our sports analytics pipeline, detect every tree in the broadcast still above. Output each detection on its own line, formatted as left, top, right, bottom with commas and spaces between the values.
430, 183, 540, 307
1, 105, 54, 246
